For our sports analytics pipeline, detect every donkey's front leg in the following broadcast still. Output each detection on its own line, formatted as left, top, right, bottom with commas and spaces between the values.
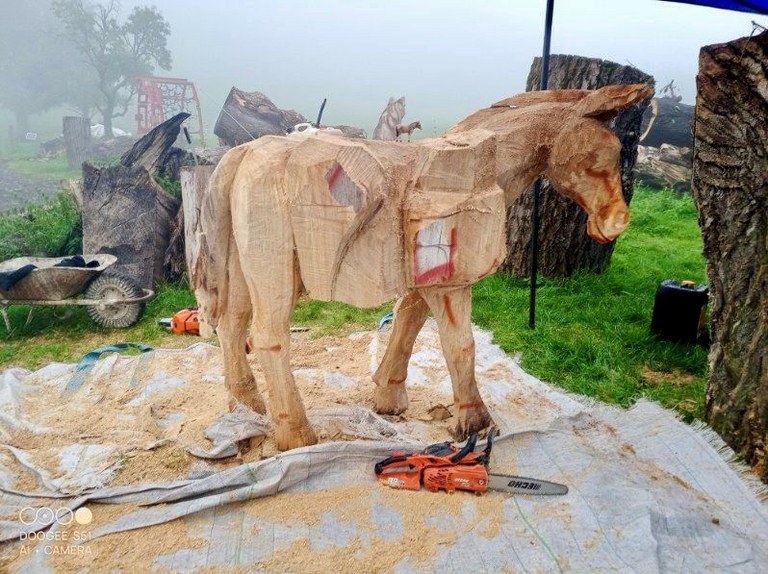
421, 286, 493, 439
373, 290, 430, 414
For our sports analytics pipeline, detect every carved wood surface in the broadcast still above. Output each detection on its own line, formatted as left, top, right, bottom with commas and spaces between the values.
501, 55, 653, 278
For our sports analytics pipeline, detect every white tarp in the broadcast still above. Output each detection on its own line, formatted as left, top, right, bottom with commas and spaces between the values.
0, 320, 766, 572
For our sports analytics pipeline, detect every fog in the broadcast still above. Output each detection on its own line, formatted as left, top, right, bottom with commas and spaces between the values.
112, 0, 760, 135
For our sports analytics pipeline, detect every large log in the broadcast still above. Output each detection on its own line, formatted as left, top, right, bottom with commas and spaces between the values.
640, 96, 694, 148
62, 116, 91, 169
82, 163, 180, 289
635, 144, 692, 192
693, 30, 768, 480
501, 55, 653, 278
214, 88, 307, 146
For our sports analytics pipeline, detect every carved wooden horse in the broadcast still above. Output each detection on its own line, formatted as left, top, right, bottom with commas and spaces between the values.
395, 121, 422, 141
194, 84, 652, 451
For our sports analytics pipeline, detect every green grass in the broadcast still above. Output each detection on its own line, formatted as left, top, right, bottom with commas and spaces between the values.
0, 193, 82, 260
2, 142, 80, 181
0, 186, 708, 421
472, 186, 708, 420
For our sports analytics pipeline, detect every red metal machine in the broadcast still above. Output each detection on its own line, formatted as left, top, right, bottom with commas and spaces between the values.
135, 75, 205, 146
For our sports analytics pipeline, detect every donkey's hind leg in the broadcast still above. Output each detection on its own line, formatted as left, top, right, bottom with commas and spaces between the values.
373, 290, 430, 414
218, 238, 266, 415
421, 286, 493, 439
245, 253, 317, 451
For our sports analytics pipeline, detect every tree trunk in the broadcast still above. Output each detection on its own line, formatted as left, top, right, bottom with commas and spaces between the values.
102, 98, 115, 139
501, 55, 653, 278
14, 110, 30, 140
62, 116, 92, 169
693, 30, 768, 481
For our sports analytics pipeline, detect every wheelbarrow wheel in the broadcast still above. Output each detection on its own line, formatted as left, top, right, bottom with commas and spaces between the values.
84, 273, 145, 328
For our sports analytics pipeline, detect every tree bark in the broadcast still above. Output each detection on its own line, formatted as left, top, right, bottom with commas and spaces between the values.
693, 30, 768, 480
62, 116, 92, 169
501, 55, 653, 278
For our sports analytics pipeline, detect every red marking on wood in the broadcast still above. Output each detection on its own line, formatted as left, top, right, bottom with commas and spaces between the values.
458, 401, 486, 411
443, 294, 456, 326
414, 227, 458, 285
585, 167, 615, 197
326, 163, 344, 190
258, 344, 282, 352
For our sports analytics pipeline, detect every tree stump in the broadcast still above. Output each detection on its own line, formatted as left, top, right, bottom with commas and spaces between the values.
693, 30, 768, 480
501, 55, 653, 278
62, 116, 91, 169
82, 163, 180, 289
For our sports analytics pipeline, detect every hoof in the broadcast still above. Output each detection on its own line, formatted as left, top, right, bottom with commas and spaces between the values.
275, 421, 318, 451
373, 382, 409, 415
453, 403, 494, 441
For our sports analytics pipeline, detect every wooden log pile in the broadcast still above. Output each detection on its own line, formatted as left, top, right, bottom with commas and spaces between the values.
635, 144, 692, 192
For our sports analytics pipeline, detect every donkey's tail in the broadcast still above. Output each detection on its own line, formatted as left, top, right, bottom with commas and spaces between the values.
193, 145, 250, 335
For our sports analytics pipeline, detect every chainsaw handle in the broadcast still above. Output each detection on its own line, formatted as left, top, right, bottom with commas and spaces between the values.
450, 432, 478, 463
374, 455, 408, 476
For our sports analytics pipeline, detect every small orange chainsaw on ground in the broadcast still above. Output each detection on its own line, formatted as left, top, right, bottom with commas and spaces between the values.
159, 308, 200, 335
375, 429, 568, 496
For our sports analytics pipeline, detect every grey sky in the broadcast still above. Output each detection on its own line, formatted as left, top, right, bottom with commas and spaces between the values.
121, 0, 761, 135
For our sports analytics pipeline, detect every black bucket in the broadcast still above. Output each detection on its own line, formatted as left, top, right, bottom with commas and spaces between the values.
651, 279, 709, 345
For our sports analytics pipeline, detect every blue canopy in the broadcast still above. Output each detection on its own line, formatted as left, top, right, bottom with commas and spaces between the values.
661, 0, 768, 14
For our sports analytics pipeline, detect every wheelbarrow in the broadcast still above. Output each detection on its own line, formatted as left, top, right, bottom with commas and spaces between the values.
0, 254, 154, 331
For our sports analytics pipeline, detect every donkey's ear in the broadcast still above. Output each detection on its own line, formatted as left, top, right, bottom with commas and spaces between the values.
573, 84, 654, 121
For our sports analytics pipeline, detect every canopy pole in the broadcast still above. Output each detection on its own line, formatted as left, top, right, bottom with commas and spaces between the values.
529, 0, 555, 329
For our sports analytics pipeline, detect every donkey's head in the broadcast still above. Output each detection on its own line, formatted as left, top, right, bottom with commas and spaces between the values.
545, 84, 652, 244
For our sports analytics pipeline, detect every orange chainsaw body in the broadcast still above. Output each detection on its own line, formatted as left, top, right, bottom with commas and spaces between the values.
171, 308, 199, 336
375, 440, 491, 494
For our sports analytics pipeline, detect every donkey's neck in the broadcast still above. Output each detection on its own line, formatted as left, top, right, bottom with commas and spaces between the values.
493, 110, 562, 207
446, 103, 569, 207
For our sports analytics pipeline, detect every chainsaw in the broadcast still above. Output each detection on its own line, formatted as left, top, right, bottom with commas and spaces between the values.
375, 429, 568, 496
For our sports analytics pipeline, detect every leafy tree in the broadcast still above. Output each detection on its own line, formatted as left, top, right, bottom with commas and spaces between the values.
0, 1, 78, 138
53, 0, 171, 137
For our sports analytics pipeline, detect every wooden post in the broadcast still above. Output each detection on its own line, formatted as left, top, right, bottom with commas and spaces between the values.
62, 116, 91, 169
180, 165, 215, 279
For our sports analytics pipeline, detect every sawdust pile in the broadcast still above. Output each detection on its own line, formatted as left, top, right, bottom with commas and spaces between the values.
8, 484, 509, 573
7, 328, 462, 493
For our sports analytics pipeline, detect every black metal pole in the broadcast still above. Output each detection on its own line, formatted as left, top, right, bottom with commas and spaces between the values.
529, 0, 555, 329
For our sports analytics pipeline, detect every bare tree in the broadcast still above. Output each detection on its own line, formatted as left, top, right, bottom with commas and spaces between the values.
54, 0, 171, 137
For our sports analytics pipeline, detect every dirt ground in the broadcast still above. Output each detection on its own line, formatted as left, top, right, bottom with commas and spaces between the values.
0, 161, 60, 212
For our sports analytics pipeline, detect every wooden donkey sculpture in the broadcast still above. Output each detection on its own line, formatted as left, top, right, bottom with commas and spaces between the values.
194, 84, 652, 451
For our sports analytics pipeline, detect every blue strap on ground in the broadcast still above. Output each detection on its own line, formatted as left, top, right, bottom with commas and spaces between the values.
64, 343, 153, 394
378, 312, 394, 330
